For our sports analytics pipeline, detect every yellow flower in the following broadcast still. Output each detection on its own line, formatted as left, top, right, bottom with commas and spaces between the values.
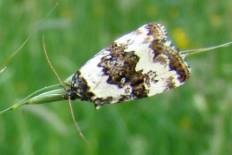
210, 14, 222, 27
172, 28, 189, 49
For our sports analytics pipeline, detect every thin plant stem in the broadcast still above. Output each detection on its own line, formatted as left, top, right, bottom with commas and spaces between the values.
180, 41, 232, 57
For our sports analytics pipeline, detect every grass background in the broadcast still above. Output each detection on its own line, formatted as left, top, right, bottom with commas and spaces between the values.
0, 0, 232, 155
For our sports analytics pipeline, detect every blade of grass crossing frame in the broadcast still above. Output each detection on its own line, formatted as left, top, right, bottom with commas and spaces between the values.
0, 35, 31, 74
0, 3, 60, 113
0, 2, 59, 74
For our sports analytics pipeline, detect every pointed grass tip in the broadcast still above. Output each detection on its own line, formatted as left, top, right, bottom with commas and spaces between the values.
0, 86, 67, 115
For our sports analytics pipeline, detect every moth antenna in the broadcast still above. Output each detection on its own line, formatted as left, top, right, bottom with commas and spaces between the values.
180, 41, 232, 57
42, 36, 88, 143
42, 35, 66, 88
68, 97, 89, 144
0, 2, 59, 74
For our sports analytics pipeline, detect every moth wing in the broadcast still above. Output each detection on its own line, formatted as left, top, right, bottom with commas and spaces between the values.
78, 23, 190, 106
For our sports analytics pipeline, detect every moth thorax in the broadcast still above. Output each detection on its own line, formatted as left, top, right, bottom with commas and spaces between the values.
65, 88, 78, 100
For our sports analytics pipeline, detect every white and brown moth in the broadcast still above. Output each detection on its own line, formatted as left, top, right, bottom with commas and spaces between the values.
1, 23, 232, 113
66, 23, 190, 109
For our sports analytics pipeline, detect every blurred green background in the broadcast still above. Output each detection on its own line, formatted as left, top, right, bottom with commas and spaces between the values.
0, 0, 232, 155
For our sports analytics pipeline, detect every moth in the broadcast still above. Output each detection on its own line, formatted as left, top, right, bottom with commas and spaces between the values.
1, 23, 231, 141
67, 23, 190, 109
1, 23, 232, 111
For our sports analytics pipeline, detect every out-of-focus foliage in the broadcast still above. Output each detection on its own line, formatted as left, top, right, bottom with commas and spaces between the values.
0, 0, 231, 155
